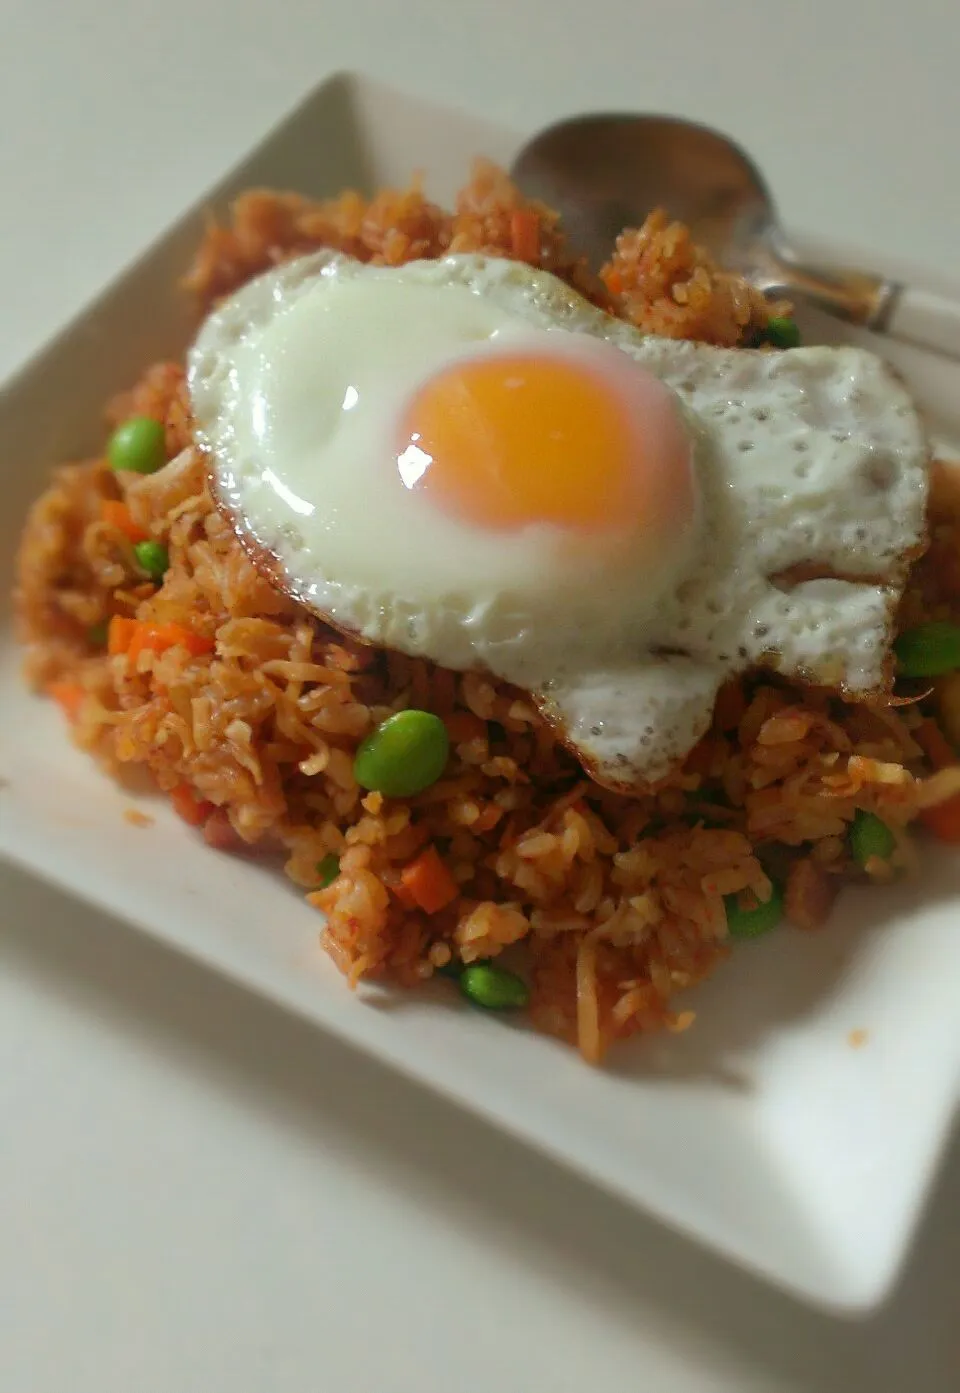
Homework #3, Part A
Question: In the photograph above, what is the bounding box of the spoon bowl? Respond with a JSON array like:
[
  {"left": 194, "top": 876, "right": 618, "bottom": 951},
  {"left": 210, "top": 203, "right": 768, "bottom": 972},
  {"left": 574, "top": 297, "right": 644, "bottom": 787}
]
[
  {"left": 510, "top": 113, "right": 960, "bottom": 360},
  {"left": 511, "top": 113, "right": 772, "bottom": 269}
]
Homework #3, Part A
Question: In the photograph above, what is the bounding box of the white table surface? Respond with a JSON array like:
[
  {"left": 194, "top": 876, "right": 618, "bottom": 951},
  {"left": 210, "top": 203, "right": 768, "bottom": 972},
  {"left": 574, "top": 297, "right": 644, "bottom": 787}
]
[{"left": 2, "top": 2, "right": 959, "bottom": 1388}]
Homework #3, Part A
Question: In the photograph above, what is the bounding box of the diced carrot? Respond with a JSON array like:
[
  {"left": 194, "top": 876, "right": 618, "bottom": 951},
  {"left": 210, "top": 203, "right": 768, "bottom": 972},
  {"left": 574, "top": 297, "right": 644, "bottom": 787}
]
[
  {"left": 603, "top": 268, "right": 624, "bottom": 296},
  {"left": 170, "top": 782, "right": 213, "bottom": 828},
  {"left": 124, "top": 620, "right": 216, "bottom": 664},
  {"left": 445, "top": 710, "right": 487, "bottom": 744},
  {"left": 473, "top": 803, "right": 503, "bottom": 834},
  {"left": 915, "top": 718, "right": 958, "bottom": 771},
  {"left": 48, "top": 680, "right": 86, "bottom": 722},
  {"left": 101, "top": 499, "right": 148, "bottom": 544},
  {"left": 151, "top": 622, "right": 216, "bottom": 657},
  {"left": 108, "top": 615, "right": 137, "bottom": 656},
  {"left": 919, "top": 791, "right": 960, "bottom": 843},
  {"left": 399, "top": 845, "right": 459, "bottom": 914},
  {"left": 126, "top": 623, "right": 152, "bottom": 664},
  {"left": 510, "top": 208, "right": 540, "bottom": 263}
]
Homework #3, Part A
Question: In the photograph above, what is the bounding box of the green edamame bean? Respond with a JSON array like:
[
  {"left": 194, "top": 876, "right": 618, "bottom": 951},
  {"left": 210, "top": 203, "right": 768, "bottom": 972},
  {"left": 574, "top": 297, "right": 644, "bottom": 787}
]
[
  {"left": 894, "top": 622, "right": 960, "bottom": 678},
  {"left": 107, "top": 416, "right": 166, "bottom": 475},
  {"left": 763, "top": 316, "right": 801, "bottom": 349},
  {"left": 315, "top": 853, "right": 340, "bottom": 887},
  {"left": 133, "top": 540, "right": 169, "bottom": 582},
  {"left": 353, "top": 709, "right": 450, "bottom": 797},
  {"left": 849, "top": 809, "right": 895, "bottom": 866},
  {"left": 724, "top": 883, "right": 783, "bottom": 939},
  {"left": 87, "top": 620, "right": 109, "bottom": 647},
  {"left": 459, "top": 962, "right": 529, "bottom": 1010}
]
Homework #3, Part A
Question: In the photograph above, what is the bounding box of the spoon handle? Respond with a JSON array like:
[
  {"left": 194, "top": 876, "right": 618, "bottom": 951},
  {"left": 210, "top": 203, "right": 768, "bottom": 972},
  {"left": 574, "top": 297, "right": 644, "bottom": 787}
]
[
  {"left": 760, "top": 250, "right": 960, "bottom": 362},
  {"left": 882, "top": 285, "right": 960, "bottom": 363}
]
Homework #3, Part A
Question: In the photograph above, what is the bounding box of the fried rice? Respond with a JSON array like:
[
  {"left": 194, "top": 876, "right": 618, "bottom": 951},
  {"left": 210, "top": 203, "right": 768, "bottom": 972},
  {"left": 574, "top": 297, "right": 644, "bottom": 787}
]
[{"left": 15, "top": 161, "right": 960, "bottom": 1063}]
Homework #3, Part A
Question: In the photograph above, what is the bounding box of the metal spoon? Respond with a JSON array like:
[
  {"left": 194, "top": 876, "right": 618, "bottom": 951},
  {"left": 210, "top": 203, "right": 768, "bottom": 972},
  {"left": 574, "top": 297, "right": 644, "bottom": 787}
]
[{"left": 510, "top": 113, "right": 960, "bottom": 361}]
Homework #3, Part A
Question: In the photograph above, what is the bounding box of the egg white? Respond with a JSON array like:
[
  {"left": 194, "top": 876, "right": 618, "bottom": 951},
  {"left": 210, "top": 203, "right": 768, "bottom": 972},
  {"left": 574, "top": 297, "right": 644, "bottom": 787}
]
[{"left": 188, "top": 252, "right": 930, "bottom": 790}]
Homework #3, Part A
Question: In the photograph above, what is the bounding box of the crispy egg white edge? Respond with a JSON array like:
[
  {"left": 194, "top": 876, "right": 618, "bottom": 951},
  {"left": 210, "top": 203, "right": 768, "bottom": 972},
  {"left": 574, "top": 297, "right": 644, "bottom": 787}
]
[{"left": 188, "top": 251, "right": 932, "bottom": 792}]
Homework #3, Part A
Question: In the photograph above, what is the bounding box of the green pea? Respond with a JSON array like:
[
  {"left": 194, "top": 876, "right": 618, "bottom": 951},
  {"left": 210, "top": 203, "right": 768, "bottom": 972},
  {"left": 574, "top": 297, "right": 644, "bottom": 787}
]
[
  {"left": 459, "top": 962, "right": 529, "bottom": 1010},
  {"left": 763, "top": 315, "right": 801, "bottom": 349},
  {"left": 87, "top": 619, "right": 109, "bottom": 647},
  {"left": 353, "top": 709, "right": 450, "bottom": 798},
  {"left": 133, "top": 540, "right": 169, "bottom": 582},
  {"left": 893, "top": 622, "right": 960, "bottom": 678},
  {"left": 315, "top": 853, "right": 340, "bottom": 887},
  {"left": 107, "top": 416, "right": 166, "bottom": 474},
  {"left": 724, "top": 883, "right": 783, "bottom": 939},
  {"left": 849, "top": 809, "right": 896, "bottom": 866}
]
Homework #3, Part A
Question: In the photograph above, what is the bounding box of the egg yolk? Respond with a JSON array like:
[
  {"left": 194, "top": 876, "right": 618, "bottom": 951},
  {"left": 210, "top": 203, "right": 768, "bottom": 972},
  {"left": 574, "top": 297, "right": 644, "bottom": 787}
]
[{"left": 396, "top": 343, "right": 695, "bottom": 538}]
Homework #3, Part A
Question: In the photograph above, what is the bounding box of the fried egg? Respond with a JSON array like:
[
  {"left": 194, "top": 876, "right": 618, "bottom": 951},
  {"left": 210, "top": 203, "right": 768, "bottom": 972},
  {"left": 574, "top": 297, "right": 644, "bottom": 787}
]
[{"left": 187, "top": 252, "right": 930, "bottom": 791}]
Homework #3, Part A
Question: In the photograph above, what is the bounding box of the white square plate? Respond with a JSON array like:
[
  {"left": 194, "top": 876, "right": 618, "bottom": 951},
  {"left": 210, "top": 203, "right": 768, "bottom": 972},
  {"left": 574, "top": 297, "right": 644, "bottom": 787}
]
[{"left": 2, "top": 71, "right": 959, "bottom": 1315}]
